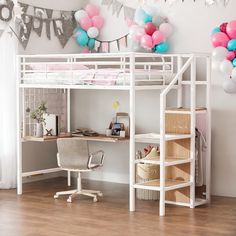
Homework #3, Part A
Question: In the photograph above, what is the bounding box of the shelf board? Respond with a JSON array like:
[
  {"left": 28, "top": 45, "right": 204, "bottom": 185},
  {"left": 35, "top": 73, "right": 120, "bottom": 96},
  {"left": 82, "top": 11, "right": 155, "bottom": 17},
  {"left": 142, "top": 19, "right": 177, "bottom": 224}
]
[
  {"left": 195, "top": 198, "right": 209, "bottom": 207},
  {"left": 135, "top": 157, "right": 192, "bottom": 166},
  {"left": 22, "top": 167, "right": 62, "bottom": 177},
  {"left": 165, "top": 107, "right": 207, "bottom": 114},
  {"left": 135, "top": 133, "right": 192, "bottom": 143},
  {"left": 22, "top": 135, "right": 71, "bottom": 142},
  {"left": 72, "top": 134, "right": 129, "bottom": 143},
  {"left": 133, "top": 179, "right": 191, "bottom": 191},
  {"left": 165, "top": 198, "right": 208, "bottom": 207},
  {"left": 22, "top": 134, "right": 129, "bottom": 143}
]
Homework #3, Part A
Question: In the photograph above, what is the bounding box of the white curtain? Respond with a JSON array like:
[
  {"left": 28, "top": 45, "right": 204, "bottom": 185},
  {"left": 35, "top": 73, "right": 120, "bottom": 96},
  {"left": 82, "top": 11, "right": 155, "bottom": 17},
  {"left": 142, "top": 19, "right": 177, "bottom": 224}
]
[{"left": 0, "top": 25, "right": 17, "bottom": 188}]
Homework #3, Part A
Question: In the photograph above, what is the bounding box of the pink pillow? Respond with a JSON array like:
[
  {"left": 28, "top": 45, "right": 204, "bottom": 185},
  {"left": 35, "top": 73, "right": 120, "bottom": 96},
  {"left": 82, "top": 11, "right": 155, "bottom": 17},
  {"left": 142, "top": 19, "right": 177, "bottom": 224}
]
[{"left": 29, "top": 64, "right": 88, "bottom": 71}]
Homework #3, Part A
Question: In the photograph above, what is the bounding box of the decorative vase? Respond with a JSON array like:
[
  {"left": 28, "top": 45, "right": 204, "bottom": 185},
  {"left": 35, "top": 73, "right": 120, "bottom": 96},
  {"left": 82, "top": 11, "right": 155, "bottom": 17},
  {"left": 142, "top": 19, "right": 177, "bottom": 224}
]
[{"left": 36, "top": 123, "right": 43, "bottom": 137}]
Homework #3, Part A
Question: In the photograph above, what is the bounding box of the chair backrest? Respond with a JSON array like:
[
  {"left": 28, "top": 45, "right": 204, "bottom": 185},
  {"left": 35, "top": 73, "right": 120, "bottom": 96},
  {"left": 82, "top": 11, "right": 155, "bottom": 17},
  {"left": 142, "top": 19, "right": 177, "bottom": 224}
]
[{"left": 57, "top": 138, "right": 89, "bottom": 169}]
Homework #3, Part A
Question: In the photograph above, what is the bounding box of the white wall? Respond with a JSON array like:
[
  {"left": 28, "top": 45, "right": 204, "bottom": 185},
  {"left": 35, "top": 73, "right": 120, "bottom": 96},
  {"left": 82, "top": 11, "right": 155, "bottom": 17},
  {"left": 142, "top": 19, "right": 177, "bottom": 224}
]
[{"left": 19, "top": 0, "right": 236, "bottom": 197}]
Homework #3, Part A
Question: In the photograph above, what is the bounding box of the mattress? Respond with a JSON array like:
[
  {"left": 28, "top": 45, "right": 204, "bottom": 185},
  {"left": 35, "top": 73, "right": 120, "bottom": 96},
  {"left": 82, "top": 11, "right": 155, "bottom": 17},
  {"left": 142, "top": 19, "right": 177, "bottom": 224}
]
[{"left": 21, "top": 68, "right": 175, "bottom": 86}]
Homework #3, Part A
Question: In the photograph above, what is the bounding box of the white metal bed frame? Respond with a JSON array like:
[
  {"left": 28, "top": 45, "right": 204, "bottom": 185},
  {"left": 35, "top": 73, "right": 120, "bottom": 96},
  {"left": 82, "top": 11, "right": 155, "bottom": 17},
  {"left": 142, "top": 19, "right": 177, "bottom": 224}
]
[{"left": 16, "top": 52, "right": 211, "bottom": 216}]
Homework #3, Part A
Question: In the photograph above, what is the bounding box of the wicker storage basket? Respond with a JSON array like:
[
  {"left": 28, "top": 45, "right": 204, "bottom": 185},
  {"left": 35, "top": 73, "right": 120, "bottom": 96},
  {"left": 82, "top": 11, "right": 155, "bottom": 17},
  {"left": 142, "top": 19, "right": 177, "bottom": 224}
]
[{"left": 136, "top": 163, "right": 159, "bottom": 200}]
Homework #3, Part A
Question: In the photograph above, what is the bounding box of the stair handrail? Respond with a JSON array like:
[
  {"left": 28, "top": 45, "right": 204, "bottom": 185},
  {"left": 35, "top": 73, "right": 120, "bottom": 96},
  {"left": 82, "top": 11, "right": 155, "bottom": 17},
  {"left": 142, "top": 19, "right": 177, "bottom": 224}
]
[
  {"left": 161, "top": 54, "right": 194, "bottom": 98},
  {"left": 158, "top": 54, "right": 195, "bottom": 216}
]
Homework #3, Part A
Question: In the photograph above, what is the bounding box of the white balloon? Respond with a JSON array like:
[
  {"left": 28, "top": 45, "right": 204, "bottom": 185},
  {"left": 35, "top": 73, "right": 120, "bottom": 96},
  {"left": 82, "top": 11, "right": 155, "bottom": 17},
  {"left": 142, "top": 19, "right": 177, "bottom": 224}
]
[
  {"left": 129, "top": 25, "right": 139, "bottom": 37},
  {"left": 152, "top": 15, "right": 165, "bottom": 27},
  {"left": 142, "top": 5, "right": 155, "bottom": 16},
  {"left": 220, "top": 60, "right": 233, "bottom": 77},
  {"left": 212, "top": 60, "right": 221, "bottom": 72},
  {"left": 212, "top": 47, "right": 228, "bottom": 61},
  {"left": 231, "top": 67, "right": 236, "bottom": 81},
  {"left": 223, "top": 79, "right": 236, "bottom": 93},
  {"left": 131, "top": 42, "right": 141, "bottom": 52},
  {"left": 134, "top": 7, "right": 146, "bottom": 26},
  {"left": 74, "top": 10, "right": 88, "bottom": 23},
  {"left": 129, "top": 25, "right": 145, "bottom": 42},
  {"left": 87, "top": 27, "right": 99, "bottom": 38}
]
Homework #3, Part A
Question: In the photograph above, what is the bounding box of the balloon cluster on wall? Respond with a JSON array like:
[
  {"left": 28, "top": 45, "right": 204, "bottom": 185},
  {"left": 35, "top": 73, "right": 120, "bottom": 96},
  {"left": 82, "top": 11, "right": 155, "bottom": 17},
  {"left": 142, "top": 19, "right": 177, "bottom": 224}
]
[
  {"left": 211, "top": 20, "right": 236, "bottom": 93},
  {"left": 129, "top": 6, "right": 173, "bottom": 53},
  {"left": 74, "top": 4, "right": 104, "bottom": 53}
]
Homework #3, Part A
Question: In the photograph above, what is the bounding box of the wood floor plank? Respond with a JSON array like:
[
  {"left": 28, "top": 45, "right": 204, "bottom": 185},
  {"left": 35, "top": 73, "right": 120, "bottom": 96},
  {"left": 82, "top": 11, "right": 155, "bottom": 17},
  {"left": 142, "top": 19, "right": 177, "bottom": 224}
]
[{"left": 0, "top": 177, "right": 235, "bottom": 236}]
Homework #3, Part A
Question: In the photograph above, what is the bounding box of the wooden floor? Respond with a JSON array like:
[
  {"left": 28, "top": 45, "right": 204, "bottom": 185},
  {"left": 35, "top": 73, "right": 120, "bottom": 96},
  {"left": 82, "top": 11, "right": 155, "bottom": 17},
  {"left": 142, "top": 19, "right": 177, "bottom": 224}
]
[{"left": 0, "top": 178, "right": 236, "bottom": 236}]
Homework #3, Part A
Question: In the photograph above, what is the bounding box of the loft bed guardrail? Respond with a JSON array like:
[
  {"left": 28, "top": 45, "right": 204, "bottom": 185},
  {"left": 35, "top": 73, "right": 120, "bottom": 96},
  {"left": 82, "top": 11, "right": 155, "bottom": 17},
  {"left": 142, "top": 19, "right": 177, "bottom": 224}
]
[{"left": 17, "top": 53, "right": 200, "bottom": 90}]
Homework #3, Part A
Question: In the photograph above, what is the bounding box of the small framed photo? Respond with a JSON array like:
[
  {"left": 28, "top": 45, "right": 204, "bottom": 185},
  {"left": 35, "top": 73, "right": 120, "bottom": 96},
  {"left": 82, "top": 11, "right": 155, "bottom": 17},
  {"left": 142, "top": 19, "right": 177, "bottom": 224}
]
[{"left": 116, "top": 112, "right": 129, "bottom": 137}]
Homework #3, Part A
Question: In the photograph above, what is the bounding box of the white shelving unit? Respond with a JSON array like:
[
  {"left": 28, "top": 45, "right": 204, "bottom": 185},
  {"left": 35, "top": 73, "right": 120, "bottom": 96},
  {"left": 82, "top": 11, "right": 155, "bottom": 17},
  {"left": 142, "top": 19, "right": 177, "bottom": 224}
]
[{"left": 16, "top": 52, "right": 211, "bottom": 216}]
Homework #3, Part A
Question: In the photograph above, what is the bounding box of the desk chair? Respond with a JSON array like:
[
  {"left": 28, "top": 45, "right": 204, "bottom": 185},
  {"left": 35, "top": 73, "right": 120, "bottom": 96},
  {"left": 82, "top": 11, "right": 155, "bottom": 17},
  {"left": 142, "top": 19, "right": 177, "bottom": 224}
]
[{"left": 54, "top": 138, "right": 104, "bottom": 203}]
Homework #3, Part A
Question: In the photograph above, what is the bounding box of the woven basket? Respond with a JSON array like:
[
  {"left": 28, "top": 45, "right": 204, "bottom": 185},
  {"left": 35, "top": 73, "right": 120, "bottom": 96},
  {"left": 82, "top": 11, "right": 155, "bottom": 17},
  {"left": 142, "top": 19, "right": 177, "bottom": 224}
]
[{"left": 136, "top": 163, "right": 159, "bottom": 200}]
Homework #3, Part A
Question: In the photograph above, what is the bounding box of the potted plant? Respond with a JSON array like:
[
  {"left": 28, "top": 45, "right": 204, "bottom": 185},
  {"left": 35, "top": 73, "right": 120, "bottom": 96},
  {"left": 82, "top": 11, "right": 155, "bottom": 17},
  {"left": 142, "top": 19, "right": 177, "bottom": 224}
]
[{"left": 28, "top": 102, "right": 48, "bottom": 137}]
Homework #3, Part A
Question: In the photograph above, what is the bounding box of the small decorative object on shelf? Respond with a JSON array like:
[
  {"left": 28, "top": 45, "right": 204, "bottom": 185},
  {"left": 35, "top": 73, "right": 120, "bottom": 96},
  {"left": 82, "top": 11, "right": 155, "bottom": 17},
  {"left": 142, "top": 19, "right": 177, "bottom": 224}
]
[
  {"left": 45, "top": 129, "right": 53, "bottom": 136},
  {"left": 43, "top": 114, "right": 59, "bottom": 136},
  {"left": 26, "top": 101, "right": 47, "bottom": 138},
  {"left": 211, "top": 20, "right": 236, "bottom": 93},
  {"left": 107, "top": 103, "right": 129, "bottom": 137},
  {"left": 136, "top": 146, "right": 160, "bottom": 201},
  {"left": 72, "top": 128, "right": 99, "bottom": 137}
]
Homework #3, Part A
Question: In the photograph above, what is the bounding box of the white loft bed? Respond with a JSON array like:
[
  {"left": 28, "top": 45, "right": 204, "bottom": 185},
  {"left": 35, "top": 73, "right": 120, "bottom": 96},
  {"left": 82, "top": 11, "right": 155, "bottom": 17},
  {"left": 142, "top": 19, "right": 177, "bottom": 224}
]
[{"left": 16, "top": 52, "right": 212, "bottom": 217}]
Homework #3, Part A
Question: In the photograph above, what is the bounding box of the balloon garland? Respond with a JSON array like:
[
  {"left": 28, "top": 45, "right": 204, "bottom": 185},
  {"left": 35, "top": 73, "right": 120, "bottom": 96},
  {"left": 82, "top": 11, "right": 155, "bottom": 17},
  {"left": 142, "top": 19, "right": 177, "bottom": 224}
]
[
  {"left": 128, "top": 5, "right": 173, "bottom": 53},
  {"left": 73, "top": 4, "right": 105, "bottom": 53},
  {"left": 211, "top": 20, "right": 236, "bottom": 93}
]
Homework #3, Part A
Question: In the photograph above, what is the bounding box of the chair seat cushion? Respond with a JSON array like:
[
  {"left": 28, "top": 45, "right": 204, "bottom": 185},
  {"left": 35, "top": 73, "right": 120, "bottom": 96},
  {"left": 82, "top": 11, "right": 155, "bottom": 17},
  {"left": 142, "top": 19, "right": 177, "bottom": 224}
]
[{"left": 61, "top": 163, "right": 100, "bottom": 172}]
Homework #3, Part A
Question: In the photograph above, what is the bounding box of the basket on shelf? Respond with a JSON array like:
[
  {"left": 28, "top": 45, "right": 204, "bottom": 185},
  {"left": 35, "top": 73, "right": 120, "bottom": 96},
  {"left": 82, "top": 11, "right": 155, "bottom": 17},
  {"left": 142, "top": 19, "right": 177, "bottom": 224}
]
[{"left": 136, "top": 147, "right": 160, "bottom": 201}]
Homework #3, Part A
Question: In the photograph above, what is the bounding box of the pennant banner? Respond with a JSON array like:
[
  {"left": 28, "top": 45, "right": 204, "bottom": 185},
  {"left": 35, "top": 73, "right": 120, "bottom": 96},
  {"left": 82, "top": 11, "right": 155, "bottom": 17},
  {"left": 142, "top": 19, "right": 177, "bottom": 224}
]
[
  {"left": 94, "top": 34, "right": 129, "bottom": 53},
  {"left": 0, "top": 0, "right": 14, "bottom": 22},
  {"left": 19, "top": 14, "right": 33, "bottom": 49},
  {"left": 19, "top": 2, "right": 28, "bottom": 13},
  {"left": 123, "top": 6, "right": 135, "bottom": 20},
  {"left": 44, "top": 19, "right": 51, "bottom": 40},
  {"left": 53, "top": 18, "right": 74, "bottom": 48},
  {"left": 0, "top": 29, "right": 4, "bottom": 38}
]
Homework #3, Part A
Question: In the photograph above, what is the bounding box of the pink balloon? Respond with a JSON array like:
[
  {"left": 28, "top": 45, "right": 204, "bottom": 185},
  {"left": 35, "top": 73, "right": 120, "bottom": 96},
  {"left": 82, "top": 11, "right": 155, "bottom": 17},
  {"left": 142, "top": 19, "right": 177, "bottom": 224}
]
[
  {"left": 226, "top": 20, "right": 236, "bottom": 39},
  {"left": 80, "top": 16, "right": 93, "bottom": 31},
  {"left": 211, "top": 32, "right": 229, "bottom": 48},
  {"left": 85, "top": 4, "right": 99, "bottom": 18},
  {"left": 92, "top": 15, "right": 104, "bottom": 29},
  {"left": 227, "top": 51, "right": 235, "bottom": 61},
  {"left": 81, "top": 47, "right": 90, "bottom": 53},
  {"left": 152, "top": 31, "right": 165, "bottom": 45},
  {"left": 159, "top": 23, "right": 173, "bottom": 38},
  {"left": 135, "top": 28, "right": 145, "bottom": 42},
  {"left": 140, "top": 34, "right": 153, "bottom": 49},
  {"left": 144, "top": 22, "right": 156, "bottom": 36}
]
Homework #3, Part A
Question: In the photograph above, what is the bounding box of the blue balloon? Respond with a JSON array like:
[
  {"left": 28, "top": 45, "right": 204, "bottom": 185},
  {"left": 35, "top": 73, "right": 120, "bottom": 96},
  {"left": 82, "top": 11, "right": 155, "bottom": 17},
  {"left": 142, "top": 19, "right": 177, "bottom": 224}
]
[
  {"left": 155, "top": 42, "right": 169, "bottom": 53},
  {"left": 88, "top": 38, "right": 95, "bottom": 50},
  {"left": 143, "top": 12, "right": 152, "bottom": 23},
  {"left": 76, "top": 30, "right": 89, "bottom": 47},
  {"left": 232, "top": 58, "right": 236, "bottom": 67},
  {"left": 227, "top": 39, "right": 236, "bottom": 51},
  {"left": 211, "top": 27, "right": 221, "bottom": 35}
]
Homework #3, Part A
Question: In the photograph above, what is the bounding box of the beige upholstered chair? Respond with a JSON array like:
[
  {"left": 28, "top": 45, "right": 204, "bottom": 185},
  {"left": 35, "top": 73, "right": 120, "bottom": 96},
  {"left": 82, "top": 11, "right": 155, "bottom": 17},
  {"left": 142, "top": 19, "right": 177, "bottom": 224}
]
[{"left": 54, "top": 138, "right": 104, "bottom": 203}]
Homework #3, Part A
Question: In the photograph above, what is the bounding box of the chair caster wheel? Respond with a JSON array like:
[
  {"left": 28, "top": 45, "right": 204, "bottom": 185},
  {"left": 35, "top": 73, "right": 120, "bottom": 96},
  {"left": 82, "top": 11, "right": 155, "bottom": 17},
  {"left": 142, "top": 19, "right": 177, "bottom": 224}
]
[
  {"left": 54, "top": 195, "right": 58, "bottom": 199},
  {"left": 93, "top": 197, "right": 98, "bottom": 202},
  {"left": 67, "top": 198, "right": 72, "bottom": 203},
  {"left": 97, "top": 192, "right": 103, "bottom": 197}
]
